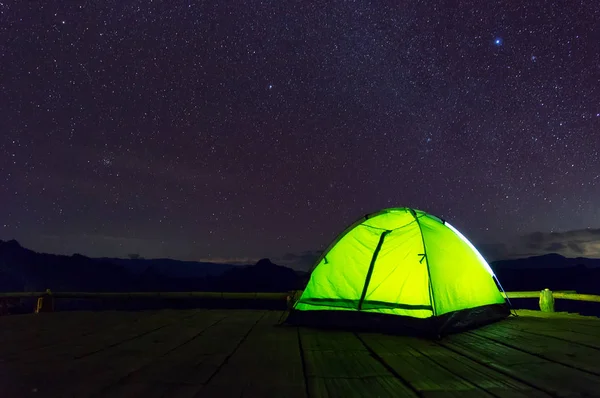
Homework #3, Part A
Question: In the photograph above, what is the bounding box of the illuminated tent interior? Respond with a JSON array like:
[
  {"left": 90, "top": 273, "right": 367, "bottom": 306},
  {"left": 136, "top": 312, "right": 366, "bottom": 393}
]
[{"left": 286, "top": 207, "right": 511, "bottom": 337}]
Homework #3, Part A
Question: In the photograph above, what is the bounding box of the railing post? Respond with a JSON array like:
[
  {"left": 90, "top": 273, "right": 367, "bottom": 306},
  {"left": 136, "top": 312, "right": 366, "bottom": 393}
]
[
  {"left": 35, "top": 289, "right": 55, "bottom": 313},
  {"left": 539, "top": 288, "right": 555, "bottom": 312}
]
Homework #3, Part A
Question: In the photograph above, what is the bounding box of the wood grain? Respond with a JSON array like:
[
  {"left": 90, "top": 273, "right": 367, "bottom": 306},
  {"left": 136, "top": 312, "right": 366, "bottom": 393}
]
[{"left": 1, "top": 308, "right": 600, "bottom": 398}]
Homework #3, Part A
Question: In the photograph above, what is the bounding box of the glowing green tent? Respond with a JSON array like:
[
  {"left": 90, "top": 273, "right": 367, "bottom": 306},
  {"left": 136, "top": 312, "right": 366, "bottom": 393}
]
[{"left": 286, "top": 208, "right": 510, "bottom": 337}]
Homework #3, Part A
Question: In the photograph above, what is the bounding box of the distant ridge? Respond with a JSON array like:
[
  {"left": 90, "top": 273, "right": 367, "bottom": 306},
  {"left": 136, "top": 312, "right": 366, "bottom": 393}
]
[
  {"left": 0, "top": 239, "right": 136, "bottom": 292},
  {"left": 1, "top": 239, "right": 599, "bottom": 295},
  {"left": 216, "top": 258, "right": 300, "bottom": 292},
  {"left": 0, "top": 240, "right": 299, "bottom": 293}
]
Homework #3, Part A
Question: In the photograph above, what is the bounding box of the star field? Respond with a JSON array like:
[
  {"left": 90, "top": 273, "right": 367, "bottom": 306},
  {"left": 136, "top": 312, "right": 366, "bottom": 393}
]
[{"left": 1, "top": 1, "right": 599, "bottom": 264}]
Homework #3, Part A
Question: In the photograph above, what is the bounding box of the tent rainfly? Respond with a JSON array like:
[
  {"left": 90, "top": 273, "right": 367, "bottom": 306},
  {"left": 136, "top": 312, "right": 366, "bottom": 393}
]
[{"left": 286, "top": 207, "right": 511, "bottom": 338}]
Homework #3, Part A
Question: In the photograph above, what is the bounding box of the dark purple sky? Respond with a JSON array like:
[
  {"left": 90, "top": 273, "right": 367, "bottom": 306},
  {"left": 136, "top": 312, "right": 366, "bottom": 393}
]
[{"left": 2, "top": 1, "right": 599, "bottom": 266}]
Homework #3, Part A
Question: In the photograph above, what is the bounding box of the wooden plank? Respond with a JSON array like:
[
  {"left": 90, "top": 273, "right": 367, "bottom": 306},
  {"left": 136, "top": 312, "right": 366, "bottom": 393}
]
[
  {"left": 503, "top": 313, "right": 600, "bottom": 337},
  {"left": 98, "top": 310, "right": 267, "bottom": 398},
  {"left": 1, "top": 309, "right": 216, "bottom": 397},
  {"left": 439, "top": 329, "right": 600, "bottom": 397},
  {"left": 309, "top": 376, "right": 417, "bottom": 398},
  {"left": 359, "top": 334, "right": 492, "bottom": 398},
  {"left": 5, "top": 309, "right": 599, "bottom": 398},
  {"left": 470, "top": 323, "right": 600, "bottom": 376},
  {"left": 0, "top": 311, "right": 151, "bottom": 357},
  {"left": 499, "top": 317, "right": 600, "bottom": 350},
  {"left": 299, "top": 328, "right": 418, "bottom": 398},
  {"left": 0, "top": 312, "right": 79, "bottom": 345},
  {"left": 51, "top": 309, "right": 225, "bottom": 397},
  {"left": 3, "top": 310, "right": 195, "bottom": 363},
  {"left": 198, "top": 311, "right": 307, "bottom": 398},
  {"left": 0, "top": 311, "right": 109, "bottom": 344},
  {"left": 508, "top": 310, "right": 600, "bottom": 330},
  {"left": 514, "top": 309, "right": 600, "bottom": 322},
  {"left": 0, "top": 311, "right": 141, "bottom": 358},
  {"left": 359, "top": 333, "right": 550, "bottom": 397}
]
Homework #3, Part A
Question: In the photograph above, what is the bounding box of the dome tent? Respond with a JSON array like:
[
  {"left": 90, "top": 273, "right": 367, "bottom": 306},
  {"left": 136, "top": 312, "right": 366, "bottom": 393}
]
[{"left": 286, "top": 207, "right": 511, "bottom": 338}]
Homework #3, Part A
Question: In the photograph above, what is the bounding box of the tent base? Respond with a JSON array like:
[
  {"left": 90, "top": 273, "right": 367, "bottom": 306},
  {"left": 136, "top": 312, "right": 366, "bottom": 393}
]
[{"left": 284, "top": 303, "right": 511, "bottom": 339}]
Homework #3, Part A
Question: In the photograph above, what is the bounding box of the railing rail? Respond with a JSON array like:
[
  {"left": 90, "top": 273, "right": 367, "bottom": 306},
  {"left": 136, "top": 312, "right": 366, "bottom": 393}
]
[
  {"left": 0, "top": 291, "right": 289, "bottom": 300},
  {"left": 0, "top": 289, "right": 599, "bottom": 313},
  {"left": 503, "top": 290, "right": 600, "bottom": 303},
  {"left": 0, "top": 290, "right": 293, "bottom": 314}
]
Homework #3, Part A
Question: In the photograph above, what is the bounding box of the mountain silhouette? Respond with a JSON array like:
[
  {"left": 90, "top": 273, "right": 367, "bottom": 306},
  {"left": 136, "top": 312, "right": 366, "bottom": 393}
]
[
  {"left": 1, "top": 240, "right": 599, "bottom": 296},
  {"left": 216, "top": 258, "right": 301, "bottom": 292},
  {"left": 0, "top": 239, "right": 137, "bottom": 292},
  {"left": 0, "top": 240, "right": 300, "bottom": 293}
]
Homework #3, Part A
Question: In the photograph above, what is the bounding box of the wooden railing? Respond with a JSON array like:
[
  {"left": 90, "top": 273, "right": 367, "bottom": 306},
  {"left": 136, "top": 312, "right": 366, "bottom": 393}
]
[
  {"left": 0, "top": 291, "right": 289, "bottom": 300},
  {"left": 0, "top": 290, "right": 292, "bottom": 314},
  {"left": 503, "top": 290, "right": 600, "bottom": 302},
  {"left": 0, "top": 289, "right": 598, "bottom": 314},
  {"left": 502, "top": 289, "right": 600, "bottom": 313}
]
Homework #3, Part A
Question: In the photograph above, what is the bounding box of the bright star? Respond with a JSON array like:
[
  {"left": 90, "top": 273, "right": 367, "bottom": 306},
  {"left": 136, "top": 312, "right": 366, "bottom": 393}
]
[
  {"left": 268, "top": 84, "right": 273, "bottom": 90},
  {"left": 494, "top": 38, "right": 503, "bottom": 46}
]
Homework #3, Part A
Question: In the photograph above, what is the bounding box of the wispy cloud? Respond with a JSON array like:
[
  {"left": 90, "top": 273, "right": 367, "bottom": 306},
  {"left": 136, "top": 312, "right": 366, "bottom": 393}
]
[
  {"left": 272, "top": 250, "right": 323, "bottom": 271},
  {"left": 477, "top": 228, "right": 600, "bottom": 261},
  {"left": 276, "top": 229, "right": 600, "bottom": 270},
  {"left": 193, "top": 256, "right": 260, "bottom": 265}
]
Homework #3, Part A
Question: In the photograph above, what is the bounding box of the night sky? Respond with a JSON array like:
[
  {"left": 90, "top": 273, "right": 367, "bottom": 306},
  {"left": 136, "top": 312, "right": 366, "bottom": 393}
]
[{"left": 2, "top": 1, "right": 600, "bottom": 267}]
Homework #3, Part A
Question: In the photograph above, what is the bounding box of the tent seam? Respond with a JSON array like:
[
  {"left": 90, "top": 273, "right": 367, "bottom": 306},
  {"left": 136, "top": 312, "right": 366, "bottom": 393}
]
[
  {"left": 410, "top": 209, "right": 437, "bottom": 317},
  {"left": 358, "top": 230, "right": 391, "bottom": 311}
]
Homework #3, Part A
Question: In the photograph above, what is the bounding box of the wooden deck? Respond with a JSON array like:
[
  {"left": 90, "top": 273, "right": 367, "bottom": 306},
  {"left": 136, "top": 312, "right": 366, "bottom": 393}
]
[{"left": 1, "top": 309, "right": 599, "bottom": 397}]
